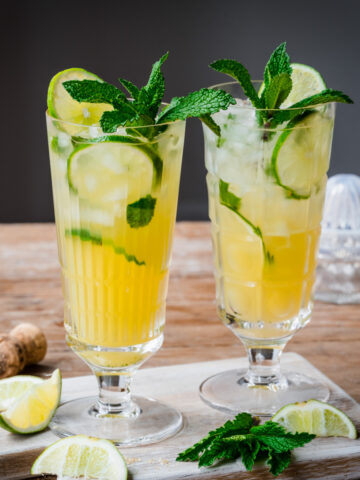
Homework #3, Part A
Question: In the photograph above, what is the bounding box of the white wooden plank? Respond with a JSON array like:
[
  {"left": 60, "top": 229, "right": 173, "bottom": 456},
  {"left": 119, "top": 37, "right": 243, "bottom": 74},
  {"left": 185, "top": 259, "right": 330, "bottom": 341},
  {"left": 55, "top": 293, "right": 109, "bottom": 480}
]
[{"left": 1, "top": 353, "right": 360, "bottom": 479}]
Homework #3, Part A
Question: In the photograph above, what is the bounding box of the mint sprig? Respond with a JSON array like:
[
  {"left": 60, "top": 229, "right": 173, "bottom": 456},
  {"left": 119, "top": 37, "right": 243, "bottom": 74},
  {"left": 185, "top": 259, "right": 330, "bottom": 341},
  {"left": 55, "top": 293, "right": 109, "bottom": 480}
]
[
  {"left": 176, "top": 413, "right": 315, "bottom": 476},
  {"left": 210, "top": 41, "right": 353, "bottom": 131},
  {"left": 63, "top": 53, "right": 234, "bottom": 138}
]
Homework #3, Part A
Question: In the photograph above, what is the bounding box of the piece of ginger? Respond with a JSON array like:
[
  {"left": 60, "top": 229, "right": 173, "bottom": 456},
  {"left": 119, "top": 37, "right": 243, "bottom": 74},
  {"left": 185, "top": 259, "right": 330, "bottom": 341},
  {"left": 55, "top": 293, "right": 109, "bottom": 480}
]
[{"left": 0, "top": 323, "right": 47, "bottom": 378}]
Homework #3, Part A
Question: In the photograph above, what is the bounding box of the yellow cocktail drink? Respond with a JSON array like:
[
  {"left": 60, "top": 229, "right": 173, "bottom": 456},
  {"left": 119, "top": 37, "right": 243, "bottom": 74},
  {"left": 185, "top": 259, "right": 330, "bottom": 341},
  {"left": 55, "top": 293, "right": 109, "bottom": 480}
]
[
  {"left": 47, "top": 117, "right": 185, "bottom": 369},
  {"left": 205, "top": 101, "right": 334, "bottom": 341}
]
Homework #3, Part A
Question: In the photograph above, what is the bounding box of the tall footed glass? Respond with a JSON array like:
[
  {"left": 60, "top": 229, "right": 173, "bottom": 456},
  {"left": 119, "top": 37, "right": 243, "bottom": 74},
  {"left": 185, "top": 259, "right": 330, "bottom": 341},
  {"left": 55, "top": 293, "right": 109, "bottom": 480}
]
[
  {"left": 46, "top": 113, "right": 185, "bottom": 445},
  {"left": 200, "top": 82, "right": 335, "bottom": 415}
]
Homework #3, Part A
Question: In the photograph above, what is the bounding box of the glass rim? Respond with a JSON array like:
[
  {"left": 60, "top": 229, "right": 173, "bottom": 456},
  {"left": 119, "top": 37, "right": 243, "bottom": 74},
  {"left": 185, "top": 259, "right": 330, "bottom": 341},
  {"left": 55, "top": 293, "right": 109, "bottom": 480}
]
[
  {"left": 209, "top": 80, "right": 334, "bottom": 112},
  {"left": 45, "top": 104, "right": 185, "bottom": 130}
]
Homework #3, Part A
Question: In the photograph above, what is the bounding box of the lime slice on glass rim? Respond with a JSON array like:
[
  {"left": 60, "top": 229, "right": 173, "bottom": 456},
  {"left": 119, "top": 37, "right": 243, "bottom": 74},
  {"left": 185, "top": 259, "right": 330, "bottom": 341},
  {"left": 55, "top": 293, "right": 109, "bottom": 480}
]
[
  {"left": 281, "top": 63, "right": 326, "bottom": 107},
  {"left": 258, "top": 63, "right": 326, "bottom": 105},
  {"left": 67, "top": 136, "right": 162, "bottom": 205},
  {"left": 0, "top": 375, "right": 43, "bottom": 412},
  {"left": 270, "top": 110, "right": 332, "bottom": 199},
  {"left": 47, "top": 68, "right": 113, "bottom": 129},
  {"left": 272, "top": 399, "right": 357, "bottom": 439},
  {"left": 0, "top": 369, "right": 61, "bottom": 434},
  {"left": 31, "top": 435, "right": 128, "bottom": 480}
]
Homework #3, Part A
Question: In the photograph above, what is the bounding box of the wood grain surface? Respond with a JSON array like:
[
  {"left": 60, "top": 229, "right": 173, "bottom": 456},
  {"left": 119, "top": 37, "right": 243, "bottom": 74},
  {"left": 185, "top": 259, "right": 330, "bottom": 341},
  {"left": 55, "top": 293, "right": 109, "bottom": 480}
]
[{"left": 0, "top": 222, "right": 359, "bottom": 404}]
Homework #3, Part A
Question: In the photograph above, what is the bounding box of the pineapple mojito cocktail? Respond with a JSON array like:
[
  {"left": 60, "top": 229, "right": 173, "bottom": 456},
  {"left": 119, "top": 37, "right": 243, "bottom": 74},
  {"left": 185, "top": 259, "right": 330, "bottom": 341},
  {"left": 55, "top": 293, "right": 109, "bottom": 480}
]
[
  {"left": 45, "top": 57, "right": 234, "bottom": 444},
  {"left": 47, "top": 115, "right": 184, "bottom": 369},
  {"left": 205, "top": 95, "right": 334, "bottom": 340},
  {"left": 200, "top": 43, "right": 352, "bottom": 415}
]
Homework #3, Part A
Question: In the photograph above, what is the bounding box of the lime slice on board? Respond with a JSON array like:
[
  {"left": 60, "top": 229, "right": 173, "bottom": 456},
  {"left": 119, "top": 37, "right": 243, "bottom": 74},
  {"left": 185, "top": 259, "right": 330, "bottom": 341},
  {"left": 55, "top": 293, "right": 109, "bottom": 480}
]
[
  {"left": 31, "top": 435, "right": 128, "bottom": 480},
  {"left": 0, "top": 375, "right": 43, "bottom": 412},
  {"left": 282, "top": 63, "right": 326, "bottom": 107},
  {"left": 47, "top": 68, "right": 113, "bottom": 126},
  {"left": 272, "top": 399, "right": 357, "bottom": 438},
  {"left": 0, "top": 369, "right": 61, "bottom": 434},
  {"left": 270, "top": 111, "right": 332, "bottom": 199},
  {"left": 68, "top": 137, "right": 160, "bottom": 204}
]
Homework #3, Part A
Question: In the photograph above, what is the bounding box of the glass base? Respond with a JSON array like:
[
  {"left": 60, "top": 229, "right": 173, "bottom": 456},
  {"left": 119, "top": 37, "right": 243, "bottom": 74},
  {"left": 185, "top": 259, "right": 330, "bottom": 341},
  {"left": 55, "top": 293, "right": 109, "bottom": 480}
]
[
  {"left": 200, "top": 369, "right": 330, "bottom": 416},
  {"left": 50, "top": 395, "right": 183, "bottom": 446}
]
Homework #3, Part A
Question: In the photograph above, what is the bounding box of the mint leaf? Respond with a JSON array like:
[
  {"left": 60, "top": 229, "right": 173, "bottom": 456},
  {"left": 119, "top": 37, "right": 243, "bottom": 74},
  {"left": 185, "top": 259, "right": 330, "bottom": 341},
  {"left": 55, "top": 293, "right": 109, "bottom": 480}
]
[
  {"left": 67, "top": 228, "right": 145, "bottom": 266},
  {"left": 63, "top": 79, "right": 126, "bottom": 108},
  {"left": 238, "top": 440, "right": 260, "bottom": 471},
  {"left": 263, "top": 42, "right": 292, "bottom": 88},
  {"left": 127, "top": 195, "right": 156, "bottom": 228},
  {"left": 200, "top": 114, "right": 221, "bottom": 136},
  {"left": 264, "top": 72, "right": 292, "bottom": 109},
  {"left": 100, "top": 109, "right": 138, "bottom": 133},
  {"left": 210, "top": 59, "right": 263, "bottom": 110},
  {"left": 118, "top": 78, "right": 140, "bottom": 100},
  {"left": 271, "top": 88, "right": 354, "bottom": 125},
  {"left": 157, "top": 88, "right": 235, "bottom": 123},
  {"left": 219, "top": 178, "right": 241, "bottom": 210},
  {"left": 267, "top": 450, "right": 291, "bottom": 476},
  {"left": 141, "top": 52, "right": 168, "bottom": 117},
  {"left": 219, "top": 180, "right": 273, "bottom": 262},
  {"left": 251, "top": 421, "right": 315, "bottom": 453}
]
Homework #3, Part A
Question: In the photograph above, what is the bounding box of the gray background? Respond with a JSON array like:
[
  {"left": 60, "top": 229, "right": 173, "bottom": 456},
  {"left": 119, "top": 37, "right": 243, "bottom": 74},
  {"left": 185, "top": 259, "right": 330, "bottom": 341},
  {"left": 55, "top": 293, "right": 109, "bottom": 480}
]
[{"left": 2, "top": 0, "right": 359, "bottom": 222}]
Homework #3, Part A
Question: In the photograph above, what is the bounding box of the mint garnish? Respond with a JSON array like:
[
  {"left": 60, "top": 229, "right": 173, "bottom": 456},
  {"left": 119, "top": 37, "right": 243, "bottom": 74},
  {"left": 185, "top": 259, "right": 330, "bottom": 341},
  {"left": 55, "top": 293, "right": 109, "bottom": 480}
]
[
  {"left": 210, "top": 41, "right": 353, "bottom": 131},
  {"left": 176, "top": 412, "right": 314, "bottom": 476},
  {"left": 219, "top": 180, "right": 273, "bottom": 263},
  {"left": 127, "top": 195, "right": 156, "bottom": 228},
  {"left": 63, "top": 53, "right": 235, "bottom": 139}
]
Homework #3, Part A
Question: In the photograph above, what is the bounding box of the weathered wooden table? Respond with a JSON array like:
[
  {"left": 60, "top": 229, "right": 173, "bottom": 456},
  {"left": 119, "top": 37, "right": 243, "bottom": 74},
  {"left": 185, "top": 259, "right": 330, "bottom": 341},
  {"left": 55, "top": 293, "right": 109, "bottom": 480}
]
[{"left": 0, "top": 222, "right": 359, "bottom": 401}]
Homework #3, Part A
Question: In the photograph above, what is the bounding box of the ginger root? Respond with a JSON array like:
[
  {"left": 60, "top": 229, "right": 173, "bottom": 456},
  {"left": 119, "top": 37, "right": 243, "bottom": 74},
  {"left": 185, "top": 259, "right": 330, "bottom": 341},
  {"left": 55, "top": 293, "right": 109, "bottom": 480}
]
[{"left": 0, "top": 323, "right": 47, "bottom": 379}]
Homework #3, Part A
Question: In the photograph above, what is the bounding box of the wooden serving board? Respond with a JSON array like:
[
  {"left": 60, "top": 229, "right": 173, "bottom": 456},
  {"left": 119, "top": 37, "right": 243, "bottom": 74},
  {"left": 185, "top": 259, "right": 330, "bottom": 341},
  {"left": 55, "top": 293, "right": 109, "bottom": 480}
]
[{"left": 1, "top": 353, "right": 360, "bottom": 480}]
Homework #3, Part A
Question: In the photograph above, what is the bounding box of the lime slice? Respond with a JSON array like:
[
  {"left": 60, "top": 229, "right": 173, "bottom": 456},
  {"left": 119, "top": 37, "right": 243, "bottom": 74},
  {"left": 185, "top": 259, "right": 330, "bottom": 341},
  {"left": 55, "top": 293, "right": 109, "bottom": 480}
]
[
  {"left": 271, "top": 111, "right": 332, "bottom": 199},
  {"left": 31, "top": 435, "right": 128, "bottom": 480},
  {"left": 272, "top": 399, "right": 357, "bottom": 438},
  {"left": 282, "top": 63, "right": 326, "bottom": 107},
  {"left": 68, "top": 137, "right": 159, "bottom": 204},
  {"left": 258, "top": 63, "right": 326, "bottom": 107},
  {"left": 0, "top": 369, "right": 61, "bottom": 434},
  {"left": 0, "top": 375, "right": 43, "bottom": 412},
  {"left": 47, "top": 68, "right": 113, "bottom": 126}
]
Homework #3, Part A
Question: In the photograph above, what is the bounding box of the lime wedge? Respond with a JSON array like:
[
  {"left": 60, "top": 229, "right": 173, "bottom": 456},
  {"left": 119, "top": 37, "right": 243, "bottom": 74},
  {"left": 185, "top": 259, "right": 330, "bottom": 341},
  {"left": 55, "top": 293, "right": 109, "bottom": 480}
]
[
  {"left": 0, "top": 375, "right": 43, "bottom": 412},
  {"left": 270, "top": 111, "right": 332, "bottom": 199},
  {"left": 0, "top": 369, "right": 61, "bottom": 434},
  {"left": 272, "top": 399, "right": 357, "bottom": 438},
  {"left": 47, "top": 68, "right": 113, "bottom": 126},
  {"left": 31, "top": 435, "right": 128, "bottom": 480},
  {"left": 258, "top": 63, "right": 326, "bottom": 107},
  {"left": 68, "top": 137, "right": 158, "bottom": 204},
  {"left": 282, "top": 63, "right": 326, "bottom": 107}
]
